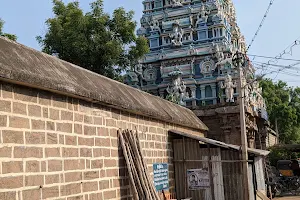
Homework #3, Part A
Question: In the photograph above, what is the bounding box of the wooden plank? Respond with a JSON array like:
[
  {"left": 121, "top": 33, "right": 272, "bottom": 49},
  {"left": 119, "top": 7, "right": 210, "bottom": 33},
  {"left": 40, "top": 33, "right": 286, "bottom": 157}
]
[{"left": 256, "top": 190, "right": 270, "bottom": 200}]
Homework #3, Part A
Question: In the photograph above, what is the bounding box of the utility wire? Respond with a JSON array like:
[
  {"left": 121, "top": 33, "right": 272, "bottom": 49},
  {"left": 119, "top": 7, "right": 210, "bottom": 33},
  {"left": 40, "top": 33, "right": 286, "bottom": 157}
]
[
  {"left": 248, "top": 54, "right": 300, "bottom": 62},
  {"left": 246, "top": 0, "right": 275, "bottom": 51}
]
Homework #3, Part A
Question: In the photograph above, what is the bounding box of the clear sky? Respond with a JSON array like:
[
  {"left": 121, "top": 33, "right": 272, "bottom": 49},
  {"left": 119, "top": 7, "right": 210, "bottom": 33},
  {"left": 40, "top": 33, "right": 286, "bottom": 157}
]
[{"left": 1, "top": 0, "right": 300, "bottom": 87}]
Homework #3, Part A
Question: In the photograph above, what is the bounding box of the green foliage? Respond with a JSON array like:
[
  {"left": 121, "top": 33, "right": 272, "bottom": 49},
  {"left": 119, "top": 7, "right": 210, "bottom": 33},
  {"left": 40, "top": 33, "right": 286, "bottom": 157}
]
[
  {"left": 0, "top": 18, "right": 17, "bottom": 41},
  {"left": 268, "top": 147, "right": 300, "bottom": 166},
  {"left": 37, "top": 0, "right": 149, "bottom": 80},
  {"left": 260, "top": 79, "right": 300, "bottom": 144}
]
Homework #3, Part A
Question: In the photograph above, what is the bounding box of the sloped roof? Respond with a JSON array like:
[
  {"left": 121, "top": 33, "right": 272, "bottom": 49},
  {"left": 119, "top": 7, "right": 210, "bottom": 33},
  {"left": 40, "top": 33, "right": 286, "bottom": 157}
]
[
  {"left": 170, "top": 129, "right": 270, "bottom": 156},
  {"left": 0, "top": 37, "right": 208, "bottom": 131}
]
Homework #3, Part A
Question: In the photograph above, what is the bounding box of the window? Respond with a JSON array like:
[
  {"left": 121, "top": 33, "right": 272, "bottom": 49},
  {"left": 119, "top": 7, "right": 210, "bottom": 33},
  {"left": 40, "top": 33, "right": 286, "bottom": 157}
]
[
  {"left": 208, "top": 30, "right": 213, "bottom": 38},
  {"left": 205, "top": 86, "right": 212, "bottom": 98},
  {"left": 199, "top": 32, "right": 207, "bottom": 40},
  {"left": 150, "top": 39, "right": 159, "bottom": 48},
  {"left": 220, "top": 28, "right": 223, "bottom": 36},
  {"left": 196, "top": 86, "right": 201, "bottom": 99}
]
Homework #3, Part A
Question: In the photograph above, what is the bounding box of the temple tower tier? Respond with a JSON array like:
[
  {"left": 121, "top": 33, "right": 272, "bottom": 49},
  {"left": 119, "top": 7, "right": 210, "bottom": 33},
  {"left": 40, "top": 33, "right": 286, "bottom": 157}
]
[{"left": 125, "top": 0, "right": 271, "bottom": 149}]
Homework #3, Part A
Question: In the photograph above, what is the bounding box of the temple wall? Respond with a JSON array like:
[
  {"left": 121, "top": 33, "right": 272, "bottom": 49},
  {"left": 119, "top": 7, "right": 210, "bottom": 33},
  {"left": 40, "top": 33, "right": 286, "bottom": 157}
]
[{"left": 0, "top": 81, "right": 203, "bottom": 200}]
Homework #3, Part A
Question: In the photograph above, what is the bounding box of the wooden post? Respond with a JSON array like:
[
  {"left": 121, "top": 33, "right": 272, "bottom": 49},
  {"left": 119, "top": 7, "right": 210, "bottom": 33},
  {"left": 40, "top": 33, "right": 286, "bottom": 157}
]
[
  {"left": 183, "top": 137, "right": 187, "bottom": 198},
  {"left": 207, "top": 144, "right": 215, "bottom": 200}
]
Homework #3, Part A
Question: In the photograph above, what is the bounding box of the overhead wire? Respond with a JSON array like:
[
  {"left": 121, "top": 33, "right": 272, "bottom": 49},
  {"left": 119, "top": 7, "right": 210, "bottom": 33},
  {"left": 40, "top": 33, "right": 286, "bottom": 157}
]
[{"left": 246, "top": 0, "right": 276, "bottom": 52}]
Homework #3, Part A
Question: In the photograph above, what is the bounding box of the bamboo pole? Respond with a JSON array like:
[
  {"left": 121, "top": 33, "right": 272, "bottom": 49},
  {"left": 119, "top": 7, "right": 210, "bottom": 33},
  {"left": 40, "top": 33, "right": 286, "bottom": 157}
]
[{"left": 119, "top": 129, "right": 161, "bottom": 200}]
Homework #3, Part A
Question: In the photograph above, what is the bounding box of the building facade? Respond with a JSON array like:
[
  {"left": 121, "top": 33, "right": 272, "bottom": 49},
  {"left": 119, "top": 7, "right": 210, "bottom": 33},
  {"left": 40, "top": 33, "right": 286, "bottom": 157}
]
[{"left": 126, "top": 0, "right": 274, "bottom": 149}]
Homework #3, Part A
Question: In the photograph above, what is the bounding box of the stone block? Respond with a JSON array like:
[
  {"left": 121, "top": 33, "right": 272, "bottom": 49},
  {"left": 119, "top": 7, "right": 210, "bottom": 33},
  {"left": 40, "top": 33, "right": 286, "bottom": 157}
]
[
  {"left": 64, "top": 159, "right": 85, "bottom": 171},
  {"left": 26, "top": 160, "right": 40, "bottom": 172},
  {"left": 83, "top": 181, "right": 98, "bottom": 192},
  {"left": 9, "top": 116, "right": 30, "bottom": 128},
  {"left": 103, "top": 190, "right": 116, "bottom": 199},
  {"left": 28, "top": 105, "right": 42, "bottom": 117},
  {"left": 0, "top": 176, "right": 23, "bottom": 189},
  {"left": 0, "top": 147, "right": 11, "bottom": 157},
  {"left": 61, "top": 110, "right": 73, "bottom": 121},
  {"left": 63, "top": 148, "right": 78, "bottom": 157},
  {"left": 80, "top": 148, "right": 92, "bottom": 157},
  {"left": 78, "top": 137, "right": 94, "bottom": 146},
  {"left": 60, "top": 183, "right": 81, "bottom": 196},
  {"left": 0, "top": 191, "right": 16, "bottom": 200},
  {"left": 49, "top": 108, "right": 59, "bottom": 120},
  {"left": 2, "top": 161, "right": 23, "bottom": 174},
  {"left": 57, "top": 122, "right": 72, "bottom": 133},
  {"left": 31, "top": 119, "right": 45, "bottom": 130},
  {"left": 65, "top": 135, "right": 77, "bottom": 145},
  {"left": 84, "top": 125, "right": 96, "bottom": 136},
  {"left": 22, "top": 189, "right": 41, "bottom": 200},
  {"left": 47, "top": 132, "right": 58, "bottom": 144},
  {"left": 48, "top": 160, "right": 62, "bottom": 172},
  {"left": 42, "top": 186, "right": 59, "bottom": 199},
  {"left": 25, "top": 132, "right": 45, "bottom": 144},
  {"left": 25, "top": 175, "right": 44, "bottom": 186},
  {"left": 45, "top": 147, "right": 61, "bottom": 158},
  {"left": 45, "top": 174, "right": 60, "bottom": 184},
  {"left": 12, "top": 102, "right": 27, "bottom": 115},
  {"left": 65, "top": 172, "right": 82, "bottom": 183},
  {"left": 14, "top": 87, "right": 38, "bottom": 103},
  {"left": 2, "top": 130, "right": 24, "bottom": 144},
  {"left": 84, "top": 171, "right": 99, "bottom": 180},
  {"left": 14, "top": 147, "right": 43, "bottom": 158}
]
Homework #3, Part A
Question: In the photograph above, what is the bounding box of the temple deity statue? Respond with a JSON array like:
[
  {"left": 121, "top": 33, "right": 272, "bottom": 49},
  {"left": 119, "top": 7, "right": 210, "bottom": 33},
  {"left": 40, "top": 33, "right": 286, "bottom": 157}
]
[
  {"left": 197, "top": 5, "right": 210, "bottom": 24},
  {"left": 134, "top": 62, "right": 145, "bottom": 87},
  {"left": 169, "top": 22, "right": 183, "bottom": 47},
  {"left": 212, "top": 43, "right": 224, "bottom": 62},
  {"left": 166, "top": 69, "right": 187, "bottom": 106},
  {"left": 221, "top": 75, "right": 237, "bottom": 102},
  {"left": 149, "top": 19, "right": 160, "bottom": 32}
]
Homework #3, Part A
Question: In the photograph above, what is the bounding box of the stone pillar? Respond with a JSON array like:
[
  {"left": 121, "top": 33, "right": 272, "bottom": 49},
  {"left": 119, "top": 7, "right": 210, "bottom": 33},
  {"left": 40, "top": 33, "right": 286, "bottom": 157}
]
[
  {"left": 191, "top": 86, "right": 197, "bottom": 107},
  {"left": 200, "top": 85, "right": 206, "bottom": 103},
  {"left": 211, "top": 84, "right": 217, "bottom": 105}
]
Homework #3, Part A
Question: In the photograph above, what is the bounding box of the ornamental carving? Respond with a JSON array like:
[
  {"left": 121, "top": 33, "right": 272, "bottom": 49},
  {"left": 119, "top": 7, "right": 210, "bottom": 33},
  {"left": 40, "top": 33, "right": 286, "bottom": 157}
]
[
  {"left": 171, "top": 0, "right": 183, "bottom": 8},
  {"left": 200, "top": 57, "right": 214, "bottom": 75},
  {"left": 149, "top": 19, "right": 161, "bottom": 33},
  {"left": 211, "top": 42, "right": 224, "bottom": 62},
  {"left": 166, "top": 68, "right": 187, "bottom": 106},
  {"left": 220, "top": 74, "right": 236, "bottom": 103},
  {"left": 143, "top": 65, "right": 157, "bottom": 82},
  {"left": 169, "top": 21, "right": 183, "bottom": 47},
  {"left": 196, "top": 5, "right": 210, "bottom": 25}
]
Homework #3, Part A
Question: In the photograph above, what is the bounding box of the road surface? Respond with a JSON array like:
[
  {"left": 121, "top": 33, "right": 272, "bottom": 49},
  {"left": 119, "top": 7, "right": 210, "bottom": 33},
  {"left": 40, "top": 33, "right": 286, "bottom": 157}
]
[{"left": 275, "top": 197, "right": 300, "bottom": 200}]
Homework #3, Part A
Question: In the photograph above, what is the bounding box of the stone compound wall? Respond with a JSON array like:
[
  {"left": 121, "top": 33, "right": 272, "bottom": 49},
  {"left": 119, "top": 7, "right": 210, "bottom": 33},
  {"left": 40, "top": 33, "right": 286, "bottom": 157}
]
[{"left": 0, "top": 81, "right": 203, "bottom": 200}]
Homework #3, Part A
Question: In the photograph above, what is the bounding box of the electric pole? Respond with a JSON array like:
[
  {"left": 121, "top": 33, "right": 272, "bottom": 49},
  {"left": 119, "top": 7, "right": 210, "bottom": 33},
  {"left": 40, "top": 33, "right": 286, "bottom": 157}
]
[{"left": 233, "top": 51, "right": 250, "bottom": 200}]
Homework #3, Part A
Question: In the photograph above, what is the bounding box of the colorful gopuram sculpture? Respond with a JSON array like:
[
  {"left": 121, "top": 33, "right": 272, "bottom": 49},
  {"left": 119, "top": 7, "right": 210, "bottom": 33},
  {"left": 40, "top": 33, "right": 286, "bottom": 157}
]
[{"left": 125, "top": 0, "right": 271, "bottom": 148}]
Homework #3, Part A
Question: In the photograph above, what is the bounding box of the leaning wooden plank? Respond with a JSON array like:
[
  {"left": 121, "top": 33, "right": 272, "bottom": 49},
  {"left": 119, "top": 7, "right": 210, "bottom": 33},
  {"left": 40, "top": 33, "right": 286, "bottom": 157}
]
[
  {"left": 256, "top": 190, "right": 270, "bottom": 200},
  {"left": 128, "top": 130, "right": 152, "bottom": 199},
  {"left": 135, "top": 129, "right": 161, "bottom": 200},
  {"left": 118, "top": 129, "right": 139, "bottom": 200}
]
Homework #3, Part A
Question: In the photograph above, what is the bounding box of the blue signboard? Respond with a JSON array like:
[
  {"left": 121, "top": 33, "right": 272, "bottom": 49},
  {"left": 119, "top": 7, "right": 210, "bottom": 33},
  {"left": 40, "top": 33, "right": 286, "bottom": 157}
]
[{"left": 153, "top": 163, "right": 169, "bottom": 191}]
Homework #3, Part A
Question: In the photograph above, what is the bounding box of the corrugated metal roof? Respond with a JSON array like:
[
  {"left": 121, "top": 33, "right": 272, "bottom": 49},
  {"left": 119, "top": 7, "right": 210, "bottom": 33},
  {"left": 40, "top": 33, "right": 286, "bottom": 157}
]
[{"left": 170, "top": 129, "right": 270, "bottom": 156}]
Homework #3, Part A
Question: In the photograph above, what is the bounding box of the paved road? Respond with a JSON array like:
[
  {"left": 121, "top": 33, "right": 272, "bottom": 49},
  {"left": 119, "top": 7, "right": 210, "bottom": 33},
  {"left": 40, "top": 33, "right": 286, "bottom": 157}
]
[{"left": 274, "top": 197, "right": 300, "bottom": 200}]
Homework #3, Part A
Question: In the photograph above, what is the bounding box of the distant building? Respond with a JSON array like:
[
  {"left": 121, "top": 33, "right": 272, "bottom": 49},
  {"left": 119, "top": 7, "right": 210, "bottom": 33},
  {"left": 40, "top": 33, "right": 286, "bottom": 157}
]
[{"left": 125, "top": 0, "right": 275, "bottom": 149}]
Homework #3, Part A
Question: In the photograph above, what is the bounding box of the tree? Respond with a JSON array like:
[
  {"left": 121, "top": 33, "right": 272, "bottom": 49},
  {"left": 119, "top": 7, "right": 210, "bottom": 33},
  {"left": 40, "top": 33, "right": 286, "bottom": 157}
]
[
  {"left": 260, "top": 79, "right": 300, "bottom": 144},
  {"left": 0, "top": 18, "right": 17, "bottom": 41},
  {"left": 37, "top": 0, "right": 149, "bottom": 80}
]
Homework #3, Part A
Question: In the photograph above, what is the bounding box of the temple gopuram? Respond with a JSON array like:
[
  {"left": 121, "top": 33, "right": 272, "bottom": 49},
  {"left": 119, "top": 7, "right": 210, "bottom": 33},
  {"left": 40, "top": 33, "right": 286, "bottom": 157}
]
[{"left": 125, "top": 0, "right": 277, "bottom": 149}]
